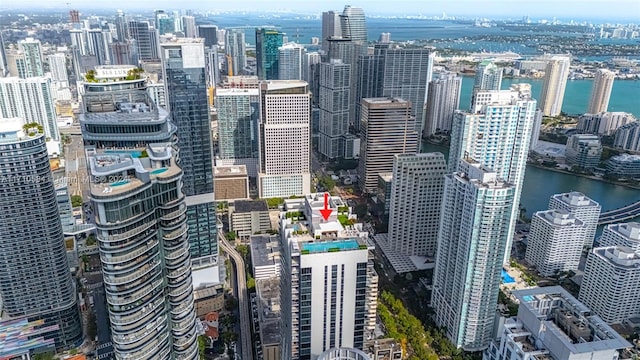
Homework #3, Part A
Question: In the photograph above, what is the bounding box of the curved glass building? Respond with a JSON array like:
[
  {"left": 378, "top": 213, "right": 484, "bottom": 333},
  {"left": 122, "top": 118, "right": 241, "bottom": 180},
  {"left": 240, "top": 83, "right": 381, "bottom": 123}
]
[{"left": 0, "top": 118, "right": 83, "bottom": 351}]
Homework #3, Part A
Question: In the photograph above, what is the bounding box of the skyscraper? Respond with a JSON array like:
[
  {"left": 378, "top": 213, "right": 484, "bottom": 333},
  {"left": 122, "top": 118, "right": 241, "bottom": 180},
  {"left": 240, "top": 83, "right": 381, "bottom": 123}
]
[
  {"left": 0, "top": 76, "right": 59, "bottom": 141},
  {"left": 280, "top": 194, "right": 378, "bottom": 359},
  {"left": 548, "top": 192, "right": 601, "bottom": 248},
  {"left": 198, "top": 25, "right": 219, "bottom": 47},
  {"left": 278, "top": 42, "right": 305, "bottom": 80},
  {"left": 340, "top": 5, "right": 367, "bottom": 45},
  {"left": 579, "top": 246, "right": 640, "bottom": 325},
  {"left": 539, "top": 55, "right": 570, "bottom": 116},
  {"left": 321, "top": 11, "right": 342, "bottom": 51},
  {"left": 80, "top": 70, "right": 199, "bottom": 360},
  {"left": 0, "top": 32, "right": 8, "bottom": 76},
  {"left": 155, "top": 10, "right": 174, "bottom": 36},
  {"left": 385, "top": 153, "right": 447, "bottom": 260},
  {"left": 128, "top": 21, "right": 159, "bottom": 62},
  {"left": 587, "top": 69, "right": 615, "bottom": 114},
  {"left": 48, "top": 53, "right": 69, "bottom": 84},
  {"left": 70, "top": 29, "right": 88, "bottom": 56},
  {"left": 256, "top": 28, "right": 284, "bottom": 80},
  {"left": 257, "top": 80, "right": 312, "bottom": 198},
  {"left": 318, "top": 59, "right": 350, "bottom": 159},
  {"left": 0, "top": 118, "right": 82, "bottom": 351},
  {"left": 449, "top": 84, "right": 537, "bottom": 263},
  {"left": 357, "top": 98, "right": 419, "bottom": 193},
  {"left": 432, "top": 159, "right": 515, "bottom": 351},
  {"left": 225, "top": 29, "right": 246, "bottom": 76},
  {"left": 473, "top": 60, "right": 502, "bottom": 91},
  {"left": 18, "top": 38, "right": 44, "bottom": 77},
  {"left": 598, "top": 222, "right": 640, "bottom": 252},
  {"left": 215, "top": 87, "right": 260, "bottom": 176},
  {"left": 161, "top": 39, "right": 218, "bottom": 265},
  {"left": 471, "top": 60, "right": 502, "bottom": 108},
  {"left": 87, "top": 29, "right": 112, "bottom": 65},
  {"left": 182, "top": 16, "right": 197, "bottom": 38},
  {"left": 355, "top": 45, "right": 434, "bottom": 134},
  {"left": 423, "top": 72, "right": 462, "bottom": 137},
  {"left": 114, "top": 10, "right": 128, "bottom": 42},
  {"left": 326, "top": 37, "right": 361, "bottom": 127},
  {"left": 524, "top": 209, "right": 586, "bottom": 277}
]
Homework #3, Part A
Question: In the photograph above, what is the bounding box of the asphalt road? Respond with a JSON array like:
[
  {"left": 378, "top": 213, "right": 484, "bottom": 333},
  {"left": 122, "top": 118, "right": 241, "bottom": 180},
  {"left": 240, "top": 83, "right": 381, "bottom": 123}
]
[
  {"left": 92, "top": 288, "right": 114, "bottom": 359},
  {"left": 218, "top": 231, "right": 253, "bottom": 360},
  {"left": 64, "top": 132, "right": 90, "bottom": 199}
]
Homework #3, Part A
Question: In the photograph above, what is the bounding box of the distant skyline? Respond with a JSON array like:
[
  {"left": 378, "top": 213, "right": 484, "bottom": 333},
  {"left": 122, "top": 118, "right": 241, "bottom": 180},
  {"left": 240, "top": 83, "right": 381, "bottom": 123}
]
[{"left": 1, "top": 0, "right": 639, "bottom": 22}]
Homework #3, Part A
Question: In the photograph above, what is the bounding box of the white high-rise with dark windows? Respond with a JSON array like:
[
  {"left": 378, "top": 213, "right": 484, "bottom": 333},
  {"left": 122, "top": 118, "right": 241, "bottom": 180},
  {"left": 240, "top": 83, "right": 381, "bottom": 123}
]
[
  {"left": 598, "top": 222, "right": 640, "bottom": 252},
  {"left": 280, "top": 194, "right": 378, "bottom": 360},
  {"left": 524, "top": 209, "right": 586, "bottom": 277},
  {"left": 579, "top": 246, "right": 640, "bottom": 325},
  {"left": 539, "top": 55, "right": 570, "bottom": 116},
  {"left": 548, "top": 192, "right": 601, "bottom": 248},
  {"left": 278, "top": 42, "right": 305, "bottom": 80},
  {"left": 432, "top": 159, "right": 515, "bottom": 351},
  {"left": 424, "top": 72, "right": 462, "bottom": 137},
  {"left": 258, "top": 80, "right": 312, "bottom": 198},
  {"left": 471, "top": 60, "right": 502, "bottom": 108},
  {"left": 377, "top": 153, "right": 447, "bottom": 273},
  {"left": 587, "top": 69, "right": 615, "bottom": 114},
  {"left": 449, "top": 84, "right": 537, "bottom": 263}
]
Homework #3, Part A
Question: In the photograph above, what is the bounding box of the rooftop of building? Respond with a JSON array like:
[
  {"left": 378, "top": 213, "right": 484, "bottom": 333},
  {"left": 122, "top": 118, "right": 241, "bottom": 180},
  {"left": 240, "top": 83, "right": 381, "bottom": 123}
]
[
  {"left": 261, "top": 79, "right": 309, "bottom": 92},
  {"left": 552, "top": 192, "right": 600, "bottom": 208},
  {"left": 0, "top": 118, "right": 44, "bottom": 143},
  {"left": 457, "top": 158, "right": 512, "bottom": 189},
  {"left": 609, "top": 153, "right": 640, "bottom": 163},
  {"left": 282, "top": 193, "right": 372, "bottom": 253},
  {"left": 570, "top": 134, "right": 601, "bottom": 142},
  {"left": 87, "top": 144, "right": 181, "bottom": 198},
  {"left": 214, "top": 165, "right": 249, "bottom": 178},
  {"left": 592, "top": 246, "right": 640, "bottom": 269},
  {"left": 160, "top": 36, "right": 204, "bottom": 44},
  {"left": 377, "top": 172, "right": 393, "bottom": 183},
  {"left": 250, "top": 235, "right": 281, "bottom": 269},
  {"left": 215, "top": 87, "right": 260, "bottom": 96},
  {"left": 361, "top": 97, "right": 410, "bottom": 106},
  {"left": 256, "top": 277, "right": 281, "bottom": 346},
  {"left": 514, "top": 286, "right": 631, "bottom": 352},
  {"left": 234, "top": 200, "right": 268, "bottom": 213},
  {"left": 535, "top": 209, "right": 584, "bottom": 227},
  {"left": 608, "top": 222, "right": 640, "bottom": 240}
]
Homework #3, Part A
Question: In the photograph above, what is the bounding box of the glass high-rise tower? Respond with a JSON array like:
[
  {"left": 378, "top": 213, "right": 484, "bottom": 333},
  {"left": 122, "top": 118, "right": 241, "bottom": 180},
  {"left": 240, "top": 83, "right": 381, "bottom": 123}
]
[
  {"left": 0, "top": 118, "right": 83, "bottom": 351},
  {"left": 256, "top": 28, "right": 283, "bottom": 80},
  {"left": 161, "top": 39, "right": 218, "bottom": 266}
]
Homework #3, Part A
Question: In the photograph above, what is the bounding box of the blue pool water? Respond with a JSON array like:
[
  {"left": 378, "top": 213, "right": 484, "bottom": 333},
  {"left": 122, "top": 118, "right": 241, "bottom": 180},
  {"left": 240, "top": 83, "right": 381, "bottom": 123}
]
[
  {"left": 150, "top": 168, "right": 168, "bottom": 175},
  {"left": 523, "top": 295, "right": 535, "bottom": 302},
  {"left": 104, "top": 149, "right": 143, "bottom": 158},
  {"left": 302, "top": 239, "right": 360, "bottom": 254},
  {"left": 502, "top": 269, "right": 516, "bottom": 284},
  {"left": 111, "top": 180, "right": 129, "bottom": 186}
]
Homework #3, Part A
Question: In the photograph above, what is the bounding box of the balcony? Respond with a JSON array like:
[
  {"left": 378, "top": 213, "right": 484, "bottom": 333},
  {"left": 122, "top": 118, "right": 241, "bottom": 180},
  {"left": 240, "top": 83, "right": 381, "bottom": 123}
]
[
  {"left": 111, "top": 296, "right": 165, "bottom": 327},
  {"left": 107, "top": 278, "right": 163, "bottom": 306},
  {"left": 161, "top": 204, "right": 187, "bottom": 220},
  {"left": 101, "top": 240, "right": 159, "bottom": 264},
  {"left": 103, "top": 259, "right": 160, "bottom": 286},
  {"left": 102, "top": 220, "right": 157, "bottom": 242},
  {"left": 112, "top": 315, "right": 167, "bottom": 350},
  {"left": 172, "top": 312, "right": 196, "bottom": 333},
  {"left": 168, "top": 279, "right": 192, "bottom": 299},
  {"left": 163, "top": 224, "right": 188, "bottom": 241},
  {"left": 118, "top": 330, "right": 170, "bottom": 360}
]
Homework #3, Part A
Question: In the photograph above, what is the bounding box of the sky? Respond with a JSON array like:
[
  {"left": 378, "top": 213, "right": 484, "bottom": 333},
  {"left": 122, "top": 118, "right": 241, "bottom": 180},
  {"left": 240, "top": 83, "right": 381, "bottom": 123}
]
[{"left": 1, "top": 0, "right": 639, "bottom": 21}]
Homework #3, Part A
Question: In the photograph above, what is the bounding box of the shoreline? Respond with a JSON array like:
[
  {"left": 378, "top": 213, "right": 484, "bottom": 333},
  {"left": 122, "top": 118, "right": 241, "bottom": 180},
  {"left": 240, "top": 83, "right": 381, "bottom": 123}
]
[{"left": 527, "top": 162, "right": 640, "bottom": 190}]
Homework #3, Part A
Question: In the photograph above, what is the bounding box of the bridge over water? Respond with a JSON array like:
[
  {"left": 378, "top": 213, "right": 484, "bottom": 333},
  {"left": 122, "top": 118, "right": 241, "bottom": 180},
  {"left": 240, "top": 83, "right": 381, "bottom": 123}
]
[{"left": 598, "top": 199, "right": 640, "bottom": 225}]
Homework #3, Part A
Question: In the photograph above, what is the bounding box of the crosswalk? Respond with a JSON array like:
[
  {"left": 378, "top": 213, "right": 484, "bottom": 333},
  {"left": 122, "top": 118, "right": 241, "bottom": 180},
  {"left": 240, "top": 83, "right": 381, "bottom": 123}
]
[
  {"left": 95, "top": 342, "right": 112, "bottom": 350},
  {"left": 97, "top": 352, "right": 114, "bottom": 360}
]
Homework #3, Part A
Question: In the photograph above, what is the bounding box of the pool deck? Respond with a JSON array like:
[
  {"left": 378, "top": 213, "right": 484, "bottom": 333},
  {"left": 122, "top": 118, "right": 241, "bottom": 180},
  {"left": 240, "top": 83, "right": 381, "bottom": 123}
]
[{"left": 500, "top": 265, "right": 535, "bottom": 299}]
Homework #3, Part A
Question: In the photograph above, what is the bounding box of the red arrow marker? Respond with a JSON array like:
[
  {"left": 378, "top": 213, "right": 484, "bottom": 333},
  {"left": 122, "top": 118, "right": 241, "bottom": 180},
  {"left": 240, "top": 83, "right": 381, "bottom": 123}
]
[{"left": 319, "top": 192, "right": 333, "bottom": 221}]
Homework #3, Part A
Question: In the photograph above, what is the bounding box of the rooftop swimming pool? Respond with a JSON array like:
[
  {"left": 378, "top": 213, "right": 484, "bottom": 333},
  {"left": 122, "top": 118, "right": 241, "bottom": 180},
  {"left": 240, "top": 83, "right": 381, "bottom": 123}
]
[
  {"left": 111, "top": 179, "right": 130, "bottom": 186},
  {"left": 150, "top": 168, "right": 167, "bottom": 175},
  {"left": 104, "top": 149, "right": 143, "bottom": 158},
  {"left": 301, "top": 239, "right": 360, "bottom": 254},
  {"left": 502, "top": 269, "right": 516, "bottom": 284},
  {"left": 522, "top": 295, "right": 535, "bottom": 302}
]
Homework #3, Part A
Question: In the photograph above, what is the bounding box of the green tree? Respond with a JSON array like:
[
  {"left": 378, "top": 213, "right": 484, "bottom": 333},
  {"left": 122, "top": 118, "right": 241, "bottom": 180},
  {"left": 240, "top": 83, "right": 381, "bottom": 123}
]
[
  {"left": 71, "top": 195, "right": 83, "bottom": 207},
  {"left": 226, "top": 231, "right": 236, "bottom": 241},
  {"left": 32, "top": 352, "right": 55, "bottom": 360}
]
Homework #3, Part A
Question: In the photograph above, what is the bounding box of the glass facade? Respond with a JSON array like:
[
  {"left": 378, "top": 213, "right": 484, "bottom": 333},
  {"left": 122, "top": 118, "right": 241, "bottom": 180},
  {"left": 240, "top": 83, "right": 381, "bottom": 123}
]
[
  {"left": 0, "top": 129, "right": 82, "bottom": 351},
  {"left": 256, "top": 29, "right": 283, "bottom": 80},
  {"left": 162, "top": 40, "right": 218, "bottom": 262}
]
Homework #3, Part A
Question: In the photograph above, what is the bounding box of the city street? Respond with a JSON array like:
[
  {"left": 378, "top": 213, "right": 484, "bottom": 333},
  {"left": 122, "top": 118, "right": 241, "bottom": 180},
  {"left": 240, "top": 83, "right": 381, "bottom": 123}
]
[
  {"left": 219, "top": 230, "right": 253, "bottom": 360},
  {"left": 91, "top": 288, "right": 114, "bottom": 359}
]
